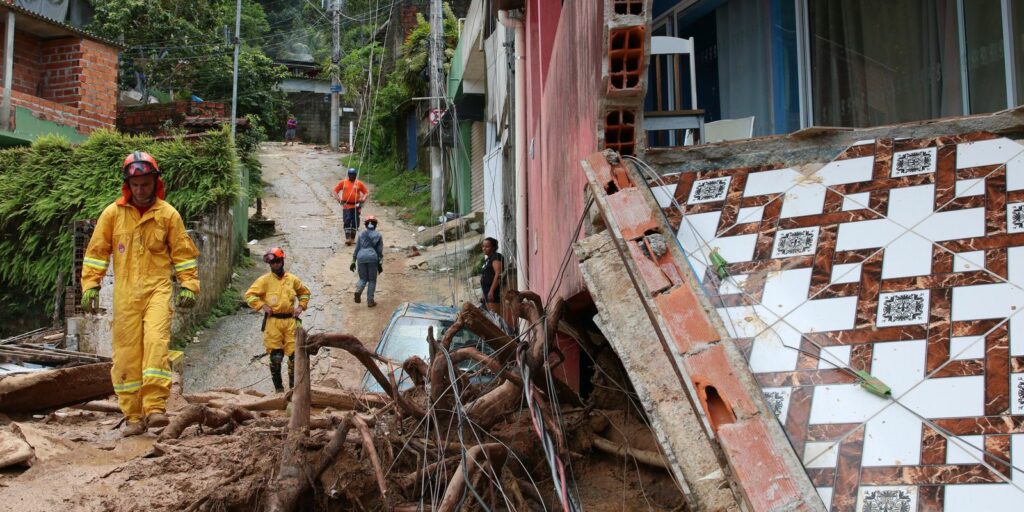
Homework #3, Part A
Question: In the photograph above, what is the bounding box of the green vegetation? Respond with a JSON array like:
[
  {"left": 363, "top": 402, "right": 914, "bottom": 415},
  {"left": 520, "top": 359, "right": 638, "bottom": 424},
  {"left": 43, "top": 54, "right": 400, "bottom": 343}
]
[
  {"left": 339, "top": 6, "right": 459, "bottom": 160},
  {"left": 343, "top": 156, "right": 433, "bottom": 226},
  {"left": 88, "top": 0, "right": 290, "bottom": 135},
  {"left": 0, "top": 129, "right": 240, "bottom": 335}
]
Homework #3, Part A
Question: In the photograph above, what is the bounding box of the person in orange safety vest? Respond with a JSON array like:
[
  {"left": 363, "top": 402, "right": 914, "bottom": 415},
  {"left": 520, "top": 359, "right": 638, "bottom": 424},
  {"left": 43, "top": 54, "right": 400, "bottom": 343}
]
[
  {"left": 333, "top": 167, "right": 368, "bottom": 245},
  {"left": 80, "top": 151, "right": 200, "bottom": 437}
]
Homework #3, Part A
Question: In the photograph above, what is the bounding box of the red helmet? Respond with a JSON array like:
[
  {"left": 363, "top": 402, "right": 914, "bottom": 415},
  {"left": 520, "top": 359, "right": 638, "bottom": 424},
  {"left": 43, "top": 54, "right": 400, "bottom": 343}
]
[
  {"left": 364, "top": 215, "right": 378, "bottom": 224},
  {"left": 122, "top": 151, "right": 160, "bottom": 180},
  {"left": 263, "top": 247, "right": 285, "bottom": 263}
]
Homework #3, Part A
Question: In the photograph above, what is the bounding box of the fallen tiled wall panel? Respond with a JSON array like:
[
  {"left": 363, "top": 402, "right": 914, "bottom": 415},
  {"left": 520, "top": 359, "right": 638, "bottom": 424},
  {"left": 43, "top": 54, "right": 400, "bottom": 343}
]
[
  {"left": 653, "top": 132, "right": 1024, "bottom": 511},
  {"left": 581, "top": 150, "right": 825, "bottom": 511},
  {"left": 577, "top": 232, "right": 740, "bottom": 511}
]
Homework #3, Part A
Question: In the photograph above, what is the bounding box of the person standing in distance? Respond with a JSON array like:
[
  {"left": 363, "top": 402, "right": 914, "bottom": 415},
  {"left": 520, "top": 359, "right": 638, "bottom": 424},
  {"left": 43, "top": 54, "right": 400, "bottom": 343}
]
[{"left": 480, "top": 237, "right": 503, "bottom": 313}]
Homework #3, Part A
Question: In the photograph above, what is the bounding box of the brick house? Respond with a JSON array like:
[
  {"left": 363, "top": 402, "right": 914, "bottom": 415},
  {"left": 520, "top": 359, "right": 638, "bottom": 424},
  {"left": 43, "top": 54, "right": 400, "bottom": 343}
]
[{"left": 0, "top": 0, "right": 120, "bottom": 146}]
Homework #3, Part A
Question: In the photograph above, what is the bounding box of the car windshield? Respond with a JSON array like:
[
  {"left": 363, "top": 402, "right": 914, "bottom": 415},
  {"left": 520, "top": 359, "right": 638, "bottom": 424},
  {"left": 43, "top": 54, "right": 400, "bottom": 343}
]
[{"left": 362, "top": 315, "right": 493, "bottom": 392}]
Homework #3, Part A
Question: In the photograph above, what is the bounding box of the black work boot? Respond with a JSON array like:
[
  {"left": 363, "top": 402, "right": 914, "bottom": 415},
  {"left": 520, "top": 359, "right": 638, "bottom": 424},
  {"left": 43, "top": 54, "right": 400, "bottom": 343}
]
[
  {"left": 269, "top": 350, "right": 284, "bottom": 392},
  {"left": 287, "top": 355, "right": 295, "bottom": 389}
]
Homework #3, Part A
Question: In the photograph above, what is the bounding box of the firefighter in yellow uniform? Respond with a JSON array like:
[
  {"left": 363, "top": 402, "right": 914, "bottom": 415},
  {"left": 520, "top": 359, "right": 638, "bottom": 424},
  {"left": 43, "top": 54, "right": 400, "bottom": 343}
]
[
  {"left": 245, "top": 247, "right": 311, "bottom": 392},
  {"left": 80, "top": 151, "right": 200, "bottom": 437}
]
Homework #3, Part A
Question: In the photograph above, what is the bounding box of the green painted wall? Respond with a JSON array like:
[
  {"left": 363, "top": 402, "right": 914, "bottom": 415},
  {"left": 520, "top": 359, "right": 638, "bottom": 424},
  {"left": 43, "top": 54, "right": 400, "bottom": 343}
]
[{"left": 0, "top": 107, "right": 88, "bottom": 147}]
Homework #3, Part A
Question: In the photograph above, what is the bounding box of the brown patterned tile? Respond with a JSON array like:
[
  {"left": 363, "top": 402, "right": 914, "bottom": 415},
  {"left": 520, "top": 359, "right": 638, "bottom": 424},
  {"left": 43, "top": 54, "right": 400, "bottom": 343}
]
[
  {"left": 830, "top": 426, "right": 865, "bottom": 512},
  {"left": 920, "top": 424, "right": 946, "bottom": 465},
  {"left": 932, "top": 416, "right": 1024, "bottom": 435},
  {"left": 984, "top": 323, "right": 1010, "bottom": 415},
  {"left": 984, "top": 435, "right": 1011, "bottom": 479},
  {"left": 933, "top": 145, "right": 958, "bottom": 208},
  {"left": 926, "top": 288, "right": 951, "bottom": 373},
  {"left": 932, "top": 359, "right": 985, "bottom": 378},
  {"left": 806, "top": 467, "right": 836, "bottom": 487},
  {"left": 755, "top": 369, "right": 858, "bottom": 387},
  {"left": 784, "top": 386, "right": 814, "bottom": 456},
  {"left": 918, "top": 485, "right": 944, "bottom": 512},
  {"left": 859, "top": 464, "right": 1003, "bottom": 485},
  {"left": 836, "top": 142, "right": 875, "bottom": 161}
]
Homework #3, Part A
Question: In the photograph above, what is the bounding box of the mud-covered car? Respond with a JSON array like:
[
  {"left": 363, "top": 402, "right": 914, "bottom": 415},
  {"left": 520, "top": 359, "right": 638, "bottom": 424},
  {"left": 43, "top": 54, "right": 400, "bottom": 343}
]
[{"left": 361, "top": 302, "right": 511, "bottom": 392}]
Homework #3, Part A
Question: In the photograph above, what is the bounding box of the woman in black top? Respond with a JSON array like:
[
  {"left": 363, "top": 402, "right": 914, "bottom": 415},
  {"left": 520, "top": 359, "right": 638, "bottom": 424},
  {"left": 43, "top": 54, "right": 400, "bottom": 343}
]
[{"left": 480, "top": 237, "right": 503, "bottom": 313}]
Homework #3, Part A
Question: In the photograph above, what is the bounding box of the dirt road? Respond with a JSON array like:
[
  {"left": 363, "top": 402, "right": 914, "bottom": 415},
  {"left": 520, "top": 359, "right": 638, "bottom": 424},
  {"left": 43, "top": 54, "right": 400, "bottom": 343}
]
[{"left": 183, "top": 142, "right": 468, "bottom": 394}]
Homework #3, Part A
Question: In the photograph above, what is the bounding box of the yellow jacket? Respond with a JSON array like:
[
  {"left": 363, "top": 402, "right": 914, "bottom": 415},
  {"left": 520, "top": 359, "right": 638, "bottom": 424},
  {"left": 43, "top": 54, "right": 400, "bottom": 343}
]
[
  {"left": 245, "top": 272, "right": 311, "bottom": 313},
  {"left": 81, "top": 198, "right": 200, "bottom": 296}
]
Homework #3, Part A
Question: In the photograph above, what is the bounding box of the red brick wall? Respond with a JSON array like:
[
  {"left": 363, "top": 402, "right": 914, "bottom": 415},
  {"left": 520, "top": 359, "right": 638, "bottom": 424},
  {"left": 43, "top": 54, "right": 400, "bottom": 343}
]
[
  {"left": 0, "top": 28, "right": 43, "bottom": 96},
  {"left": 40, "top": 38, "right": 84, "bottom": 106},
  {"left": 118, "top": 101, "right": 227, "bottom": 135},
  {"left": 0, "top": 27, "right": 119, "bottom": 135},
  {"left": 77, "top": 39, "right": 119, "bottom": 131}
]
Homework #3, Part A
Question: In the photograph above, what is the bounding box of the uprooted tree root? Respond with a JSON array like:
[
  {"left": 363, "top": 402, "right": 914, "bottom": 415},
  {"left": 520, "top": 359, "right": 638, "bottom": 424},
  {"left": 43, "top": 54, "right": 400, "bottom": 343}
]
[{"left": 147, "top": 293, "right": 682, "bottom": 512}]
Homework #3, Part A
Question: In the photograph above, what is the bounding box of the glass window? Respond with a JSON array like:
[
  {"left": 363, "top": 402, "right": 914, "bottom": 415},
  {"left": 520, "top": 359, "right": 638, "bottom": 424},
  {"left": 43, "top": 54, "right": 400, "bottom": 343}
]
[
  {"left": 809, "top": 0, "right": 963, "bottom": 127},
  {"left": 964, "top": 0, "right": 1006, "bottom": 113}
]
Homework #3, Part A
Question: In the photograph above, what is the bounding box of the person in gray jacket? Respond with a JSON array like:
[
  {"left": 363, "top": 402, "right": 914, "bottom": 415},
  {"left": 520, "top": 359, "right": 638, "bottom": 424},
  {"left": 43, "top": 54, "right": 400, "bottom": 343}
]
[{"left": 350, "top": 215, "right": 383, "bottom": 307}]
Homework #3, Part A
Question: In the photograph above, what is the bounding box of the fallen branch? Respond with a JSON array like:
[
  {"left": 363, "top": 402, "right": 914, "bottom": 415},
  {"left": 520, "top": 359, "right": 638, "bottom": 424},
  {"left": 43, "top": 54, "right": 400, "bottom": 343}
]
[
  {"left": 158, "top": 404, "right": 256, "bottom": 440},
  {"left": 402, "top": 356, "right": 428, "bottom": 387},
  {"left": 307, "top": 333, "right": 393, "bottom": 396},
  {"left": 395, "top": 455, "right": 460, "bottom": 492},
  {"left": 71, "top": 400, "right": 121, "bottom": 414},
  {"left": 353, "top": 416, "right": 388, "bottom": 501},
  {"left": 591, "top": 434, "right": 669, "bottom": 469},
  {"left": 290, "top": 328, "right": 311, "bottom": 429},
  {"left": 313, "top": 414, "right": 354, "bottom": 479},
  {"left": 437, "top": 443, "right": 508, "bottom": 512},
  {"left": 0, "top": 362, "right": 113, "bottom": 413},
  {"left": 465, "top": 380, "right": 521, "bottom": 428}
]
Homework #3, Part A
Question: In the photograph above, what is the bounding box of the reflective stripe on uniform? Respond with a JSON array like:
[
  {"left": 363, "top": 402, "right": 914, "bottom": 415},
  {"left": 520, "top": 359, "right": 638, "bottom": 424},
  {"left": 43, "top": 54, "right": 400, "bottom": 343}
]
[
  {"left": 174, "top": 259, "right": 198, "bottom": 272},
  {"left": 298, "top": 295, "right": 310, "bottom": 301},
  {"left": 246, "top": 295, "right": 260, "bottom": 304},
  {"left": 83, "top": 257, "right": 109, "bottom": 270},
  {"left": 113, "top": 380, "right": 142, "bottom": 393},
  {"left": 142, "top": 367, "right": 173, "bottom": 381}
]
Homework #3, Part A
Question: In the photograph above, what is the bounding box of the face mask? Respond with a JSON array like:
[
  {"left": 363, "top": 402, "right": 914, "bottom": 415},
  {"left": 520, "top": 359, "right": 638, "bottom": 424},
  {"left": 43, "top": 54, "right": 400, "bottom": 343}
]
[{"left": 367, "top": 223, "right": 377, "bottom": 230}]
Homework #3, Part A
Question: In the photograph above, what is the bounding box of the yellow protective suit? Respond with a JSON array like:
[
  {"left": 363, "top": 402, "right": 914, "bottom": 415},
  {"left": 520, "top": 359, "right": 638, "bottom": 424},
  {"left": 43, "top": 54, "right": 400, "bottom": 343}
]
[
  {"left": 81, "top": 187, "right": 200, "bottom": 423},
  {"left": 245, "top": 272, "right": 311, "bottom": 355}
]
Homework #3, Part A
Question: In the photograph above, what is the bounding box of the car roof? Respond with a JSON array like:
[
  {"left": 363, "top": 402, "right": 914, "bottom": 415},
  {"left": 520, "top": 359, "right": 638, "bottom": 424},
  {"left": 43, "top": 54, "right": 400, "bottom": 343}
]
[{"left": 393, "top": 302, "right": 459, "bottom": 322}]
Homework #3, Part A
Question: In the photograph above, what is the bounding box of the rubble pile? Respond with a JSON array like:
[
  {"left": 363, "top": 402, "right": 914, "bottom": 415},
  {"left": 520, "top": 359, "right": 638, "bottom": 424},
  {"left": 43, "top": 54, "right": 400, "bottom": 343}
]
[{"left": 0, "top": 293, "right": 684, "bottom": 511}]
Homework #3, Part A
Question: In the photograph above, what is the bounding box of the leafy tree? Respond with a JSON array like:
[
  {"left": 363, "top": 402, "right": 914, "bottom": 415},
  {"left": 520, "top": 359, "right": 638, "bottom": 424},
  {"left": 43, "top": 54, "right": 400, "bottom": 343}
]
[
  {"left": 88, "top": 0, "right": 287, "bottom": 134},
  {"left": 336, "top": 4, "right": 459, "bottom": 160}
]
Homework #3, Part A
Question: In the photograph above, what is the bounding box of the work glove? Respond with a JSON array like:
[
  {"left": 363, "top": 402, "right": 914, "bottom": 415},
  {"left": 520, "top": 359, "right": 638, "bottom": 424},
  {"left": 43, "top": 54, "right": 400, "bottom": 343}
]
[
  {"left": 176, "top": 289, "right": 197, "bottom": 308},
  {"left": 349, "top": 261, "right": 356, "bottom": 272},
  {"left": 81, "top": 288, "right": 99, "bottom": 314},
  {"left": 377, "top": 262, "right": 383, "bottom": 273},
  {"left": 294, "top": 305, "right": 304, "bottom": 317}
]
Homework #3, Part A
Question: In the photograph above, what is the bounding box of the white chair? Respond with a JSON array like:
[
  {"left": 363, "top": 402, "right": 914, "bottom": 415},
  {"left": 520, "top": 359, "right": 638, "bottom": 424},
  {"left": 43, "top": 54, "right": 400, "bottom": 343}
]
[
  {"left": 704, "top": 116, "right": 755, "bottom": 143},
  {"left": 645, "top": 36, "right": 704, "bottom": 146}
]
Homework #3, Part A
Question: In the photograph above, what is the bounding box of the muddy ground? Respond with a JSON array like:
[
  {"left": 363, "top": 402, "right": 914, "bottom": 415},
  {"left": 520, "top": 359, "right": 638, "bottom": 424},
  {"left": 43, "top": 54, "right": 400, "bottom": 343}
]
[
  {"left": 0, "top": 143, "right": 685, "bottom": 511},
  {"left": 183, "top": 142, "right": 471, "bottom": 394}
]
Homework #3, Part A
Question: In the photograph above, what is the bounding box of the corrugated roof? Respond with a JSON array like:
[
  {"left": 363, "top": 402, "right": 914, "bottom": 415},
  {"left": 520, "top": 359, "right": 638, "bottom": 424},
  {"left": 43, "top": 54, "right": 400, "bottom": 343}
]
[{"left": 0, "top": 0, "right": 124, "bottom": 49}]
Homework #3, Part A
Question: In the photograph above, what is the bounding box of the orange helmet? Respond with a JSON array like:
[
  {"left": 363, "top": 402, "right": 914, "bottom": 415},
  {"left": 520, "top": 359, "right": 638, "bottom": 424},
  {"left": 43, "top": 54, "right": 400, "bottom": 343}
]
[
  {"left": 122, "top": 151, "right": 160, "bottom": 180},
  {"left": 263, "top": 247, "right": 285, "bottom": 263}
]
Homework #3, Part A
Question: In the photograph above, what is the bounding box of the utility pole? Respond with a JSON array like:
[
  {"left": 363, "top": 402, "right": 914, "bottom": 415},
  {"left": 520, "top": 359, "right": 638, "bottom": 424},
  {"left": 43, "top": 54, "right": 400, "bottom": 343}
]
[
  {"left": 428, "top": 0, "right": 444, "bottom": 216},
  {"left": 330, "top": 0, "right": 341, "bottom": 151},
  {"left": 229, "top": 0, "right": 242, "bottom": 143}
]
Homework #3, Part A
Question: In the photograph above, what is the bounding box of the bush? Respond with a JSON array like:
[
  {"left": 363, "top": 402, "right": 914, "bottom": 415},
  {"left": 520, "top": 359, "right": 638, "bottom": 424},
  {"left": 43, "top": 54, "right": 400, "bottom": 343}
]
[{"left": 0, "top": 128, "right": 241, "bottom": 333}]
